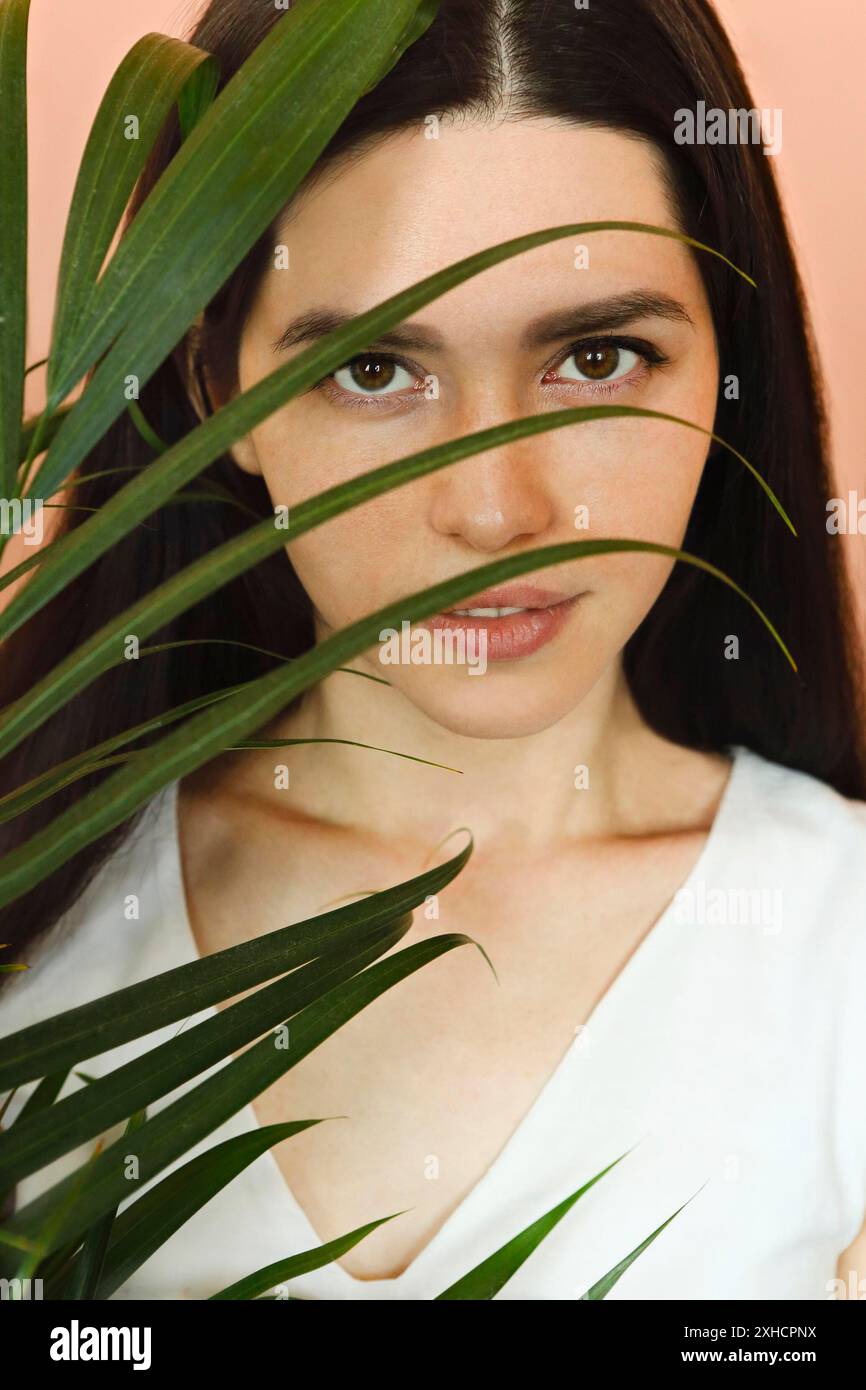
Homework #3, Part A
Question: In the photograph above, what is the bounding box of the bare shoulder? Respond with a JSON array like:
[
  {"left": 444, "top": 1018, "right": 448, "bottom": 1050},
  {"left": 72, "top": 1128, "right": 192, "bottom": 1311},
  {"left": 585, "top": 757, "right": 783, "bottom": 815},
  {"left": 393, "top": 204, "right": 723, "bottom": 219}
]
[{"left": 176, "top": 749, "right": 410, "bottom": 956}]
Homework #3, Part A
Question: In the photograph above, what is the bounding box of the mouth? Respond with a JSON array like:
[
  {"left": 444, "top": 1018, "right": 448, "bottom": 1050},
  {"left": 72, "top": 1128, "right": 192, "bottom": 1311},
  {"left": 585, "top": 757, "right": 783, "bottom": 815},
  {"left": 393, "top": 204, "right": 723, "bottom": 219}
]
[{"left": 423, "top": 583, "right": 583, "bottom": 662}]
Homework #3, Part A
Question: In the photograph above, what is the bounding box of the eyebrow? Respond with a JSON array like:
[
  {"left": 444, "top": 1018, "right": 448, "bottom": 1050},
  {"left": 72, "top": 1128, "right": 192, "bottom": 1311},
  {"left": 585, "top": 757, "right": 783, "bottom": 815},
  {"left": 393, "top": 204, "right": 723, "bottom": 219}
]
[{"left": 271, "top": 291, "right": 693, "bottom": 356}]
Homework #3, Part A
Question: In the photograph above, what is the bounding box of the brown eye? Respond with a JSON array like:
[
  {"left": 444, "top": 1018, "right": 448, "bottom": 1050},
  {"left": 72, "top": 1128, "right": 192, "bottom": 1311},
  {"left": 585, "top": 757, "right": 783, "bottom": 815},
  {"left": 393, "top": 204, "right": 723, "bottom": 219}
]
[
  {"left": 333, "top": 353, "right": 414, "bottom": 396},
  {"left": 349, "top": 354, "right": 396, "bottom": 390},
  {"left": 574, "top": 344, "right": 622, "bottom": 379},
  {"left": 555, "top": 341, "right": 640, "bottom": 385}
]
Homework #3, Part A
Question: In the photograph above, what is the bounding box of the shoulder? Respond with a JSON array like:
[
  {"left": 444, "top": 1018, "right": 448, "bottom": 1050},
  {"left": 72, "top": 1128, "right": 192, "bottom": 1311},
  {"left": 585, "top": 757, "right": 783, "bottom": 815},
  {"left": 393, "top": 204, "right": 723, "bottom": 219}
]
[
  {"left": 721, "top": 743, "right": 866, "bottom": 971},
  {"left": 731, "top": 743, "right": 866, "bottom": 864},
  {"left": 0, "top": 783, "right": 180, "bottom": 1047},
  {"left": 716, "top": 748, "right": 866, "bottom": 1160}
]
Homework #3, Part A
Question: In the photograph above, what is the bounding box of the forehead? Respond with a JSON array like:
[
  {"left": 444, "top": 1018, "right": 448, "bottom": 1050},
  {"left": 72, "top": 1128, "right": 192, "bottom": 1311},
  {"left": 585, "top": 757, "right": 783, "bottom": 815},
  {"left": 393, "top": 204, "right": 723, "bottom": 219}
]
[{"left": 256, "top": 120, "right": 698, "bottom": 328}]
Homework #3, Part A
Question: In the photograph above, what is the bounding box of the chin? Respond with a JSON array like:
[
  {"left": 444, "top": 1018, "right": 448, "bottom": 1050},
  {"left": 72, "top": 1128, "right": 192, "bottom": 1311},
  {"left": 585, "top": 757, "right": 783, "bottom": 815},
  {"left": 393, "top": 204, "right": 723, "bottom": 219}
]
[{"left": 399, "top": 668, "right": 594, "bottom": 742}]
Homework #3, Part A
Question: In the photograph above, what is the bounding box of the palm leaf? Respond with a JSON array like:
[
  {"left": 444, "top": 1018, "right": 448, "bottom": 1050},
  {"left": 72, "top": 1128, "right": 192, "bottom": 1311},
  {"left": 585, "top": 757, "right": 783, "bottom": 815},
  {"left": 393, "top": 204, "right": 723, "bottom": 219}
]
[
  {"left": 0, "top": 657, "right": 387, "bottom": 823},
  {"left": 0, "top": 733, "right": 452, "bottom": 824},
  {"left": 176, "top": 51, "right": 220, "bottom": 143},
  {"left": 126, "top": 399, "right": 167, "bottom": 455},
  {"left": 0, "top": 535, "right": 54, "bottom": 596},
  {"left": 0, "top": 535, "right": 794, "bottom": 911},
  {"left": 0, "top": 934, "right": 479, "bottom": 1268},
  {"left": 0, "top": 834, "right": 472, "bottom": 1090},
  {"left": 0, "top": 0, "right": 30, "bottom": 499},
  {"left": 0, "top": 402, "right": 790, "bottom": 763},
  {"left": 435, "top": 1153, "right": 626, "bottom": 1299},
  {"left": 580, "top": 1200, "right": 690, "bottom": 1299},
  {"left": 38, "top": 0, "right": 437, "bottom": 492},
  {"left": 17, "top": 405, "right": 69, "bottom": 470},
  {"left": 209, "top": 1214, "right": 404, "bottom": 1301},
  {"left": 7, "top": 1069, "right": 67, "bottom": 1124},
  {"left": 91, "top": 1120, "right": 325, "bottom": 1300},
  {"left": 0, "top": 920, "right": 409, "bottom": 1189},
  {"left": 48, "top": 35, "right": 219, "bottom": 388},
  {"left": 0, "top": 1070, "right": 68, "bottom": 1214},
  {"left": 10, "top": 1137, "right": 99, "bottom": 1282},
  {"left": 9, "top": 217, "right": 765, "bottom": 647},
  {"left": 62, "top": 1108, "right": 146, "bottom": 1299},
  {"left": 0, "top": 685, "right": 245, "bottom": 824}
]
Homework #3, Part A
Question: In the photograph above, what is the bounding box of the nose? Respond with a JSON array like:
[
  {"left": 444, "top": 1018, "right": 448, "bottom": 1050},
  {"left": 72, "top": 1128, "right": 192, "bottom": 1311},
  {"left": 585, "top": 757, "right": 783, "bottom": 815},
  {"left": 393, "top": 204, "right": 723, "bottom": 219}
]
[{"left": 428, "top": 409, "right": 556, "bottom": 554}]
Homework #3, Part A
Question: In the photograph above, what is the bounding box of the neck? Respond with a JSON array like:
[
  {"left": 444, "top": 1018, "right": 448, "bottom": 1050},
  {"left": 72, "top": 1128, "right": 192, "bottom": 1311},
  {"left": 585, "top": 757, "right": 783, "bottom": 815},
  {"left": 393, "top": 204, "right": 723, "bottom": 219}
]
[{"left": 258, "top": 657, "right": 704, "bottom": 853}]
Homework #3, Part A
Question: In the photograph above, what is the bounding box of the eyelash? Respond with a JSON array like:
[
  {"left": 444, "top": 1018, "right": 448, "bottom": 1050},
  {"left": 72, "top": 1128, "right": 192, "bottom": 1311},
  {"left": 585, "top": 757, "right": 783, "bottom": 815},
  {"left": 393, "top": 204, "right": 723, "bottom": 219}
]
[{"left": 315, "top": 335, "right": 670, "bottom": 412}]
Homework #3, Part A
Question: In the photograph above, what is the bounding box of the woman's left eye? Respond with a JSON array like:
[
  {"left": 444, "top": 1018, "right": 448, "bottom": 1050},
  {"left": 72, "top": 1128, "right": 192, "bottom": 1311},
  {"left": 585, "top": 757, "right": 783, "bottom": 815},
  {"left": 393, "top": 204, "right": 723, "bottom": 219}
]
[
  {"left": 320, "top": 337, "right": 659, "bottom": 410},
  {"left": 550, "top": 341, "right": 641, "bottom": 385},
  {"left": 332, "top": 353, "right": 416, "bottom": 396}
]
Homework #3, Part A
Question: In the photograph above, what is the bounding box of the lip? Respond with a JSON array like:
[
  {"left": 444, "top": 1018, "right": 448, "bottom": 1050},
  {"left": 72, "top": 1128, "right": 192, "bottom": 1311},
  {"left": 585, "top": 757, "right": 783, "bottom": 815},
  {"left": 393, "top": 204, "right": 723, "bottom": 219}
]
[{"left": 423, "top": 583, "right": 582, "bottom": 662}]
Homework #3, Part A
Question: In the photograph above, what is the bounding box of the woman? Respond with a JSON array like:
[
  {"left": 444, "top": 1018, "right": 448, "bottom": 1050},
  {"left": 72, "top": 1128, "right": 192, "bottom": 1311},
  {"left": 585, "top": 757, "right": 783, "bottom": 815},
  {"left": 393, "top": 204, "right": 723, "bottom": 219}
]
[{"left": 2, "top": 0, "right": 865, "bottom": 1300}]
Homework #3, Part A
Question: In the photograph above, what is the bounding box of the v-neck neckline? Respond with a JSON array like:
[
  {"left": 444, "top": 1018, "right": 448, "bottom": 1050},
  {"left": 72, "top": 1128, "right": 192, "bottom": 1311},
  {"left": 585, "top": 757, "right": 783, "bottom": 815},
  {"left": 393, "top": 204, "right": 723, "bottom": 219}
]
[{"left": 156, "top": 744, "right": 748, "bottom": 1295}]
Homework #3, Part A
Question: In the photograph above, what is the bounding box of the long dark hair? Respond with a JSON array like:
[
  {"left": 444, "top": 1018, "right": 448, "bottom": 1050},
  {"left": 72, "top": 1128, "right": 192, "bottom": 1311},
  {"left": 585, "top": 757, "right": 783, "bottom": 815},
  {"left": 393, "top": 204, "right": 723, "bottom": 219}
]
[{"left": 2, "top": 0, "right": 863, "bottom": 971}]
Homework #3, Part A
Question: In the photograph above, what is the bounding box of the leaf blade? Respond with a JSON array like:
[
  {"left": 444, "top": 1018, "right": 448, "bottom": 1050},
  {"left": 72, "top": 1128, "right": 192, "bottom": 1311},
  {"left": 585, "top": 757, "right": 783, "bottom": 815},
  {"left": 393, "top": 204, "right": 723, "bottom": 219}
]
[
  {"left": 17, "top": 217, "right": 764, "bottom": 625},
  {"left": 0, "top": 0, "right": 30, "bottom": 498},
  {"left": 0, "top": 921, "right": 408, "bottom": 1190},
  {"left": 49, "top": 35, "right": 219, "bottom": 374},
  {"left": 435, "top": 1153, "right": 627, "bottom": 1299},
  {"left": 209, "top": 1213, "right": 403, "bottom": 1301},
  {"left": 61, "top": 1108, "right": 146, "bottom": 1300},
  {"left": 40, "top": 0, "right": 437, "bottom": 488},
  {"left": 0, "top": 935, "right": 476, "bottom": 1265},
  {"left": 176, "top": 50, "right": 220, "bottom": 143},
  {"left": 580, "top": 1200, "right": 689, "bottom": 1300},
  {"left": 0, "top": 400, "right": 789, "bottom": 761},
  {"left": 0, "top": 835, "right": 472, "bottom": 1089},
  {"left": 0, "top": 536, "right": 795, "bottom": 910},
  {"left": 94, "top": 1120, "right": 322, "bottom": 1300}
]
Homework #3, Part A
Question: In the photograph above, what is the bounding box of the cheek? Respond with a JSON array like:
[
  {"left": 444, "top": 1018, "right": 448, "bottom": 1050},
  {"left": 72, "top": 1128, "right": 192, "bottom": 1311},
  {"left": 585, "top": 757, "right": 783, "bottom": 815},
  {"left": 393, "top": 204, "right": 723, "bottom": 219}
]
[
  {"left": 556, "top": 417, "right": 711, "bottom": 627},
  {"left": 549, "top": 328, "right": 718, "bottom": 540},
  {"left": 247, "top": 401, "right": 431, "bottom": 624},
  {"left": 247, "top": 396, "right": 406, "bottom": 507},
  {"left": 286, "top": 532, "right": 366, "bottom": 627},
  {"left": 285, "top": 495, "right": 417, "bottom": 628},
  {"left": 555, "top": 416, "right": 709, "bottom": 541}
]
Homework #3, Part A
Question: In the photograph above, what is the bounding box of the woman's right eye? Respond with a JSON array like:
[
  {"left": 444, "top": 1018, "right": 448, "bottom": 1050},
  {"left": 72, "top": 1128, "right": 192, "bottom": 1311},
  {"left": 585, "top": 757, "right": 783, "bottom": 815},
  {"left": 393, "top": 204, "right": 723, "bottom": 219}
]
[{"left": 332, "top": 353, "right": 416, "bottom": 395}]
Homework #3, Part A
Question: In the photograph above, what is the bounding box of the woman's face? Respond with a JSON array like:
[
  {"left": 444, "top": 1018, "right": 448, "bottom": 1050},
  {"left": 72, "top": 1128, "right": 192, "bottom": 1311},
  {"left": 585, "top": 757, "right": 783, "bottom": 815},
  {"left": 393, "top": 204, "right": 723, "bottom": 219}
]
[{"left": 228, "top": 120, "right": 719, "bottom": 738}]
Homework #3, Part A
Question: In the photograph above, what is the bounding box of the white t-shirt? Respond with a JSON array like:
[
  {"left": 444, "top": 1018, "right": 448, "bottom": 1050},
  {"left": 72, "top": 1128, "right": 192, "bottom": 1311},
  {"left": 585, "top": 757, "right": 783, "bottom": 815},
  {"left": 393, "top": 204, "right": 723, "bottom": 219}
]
[{"left": 2, "top": 744, "right": 866, "bottom": 1301}]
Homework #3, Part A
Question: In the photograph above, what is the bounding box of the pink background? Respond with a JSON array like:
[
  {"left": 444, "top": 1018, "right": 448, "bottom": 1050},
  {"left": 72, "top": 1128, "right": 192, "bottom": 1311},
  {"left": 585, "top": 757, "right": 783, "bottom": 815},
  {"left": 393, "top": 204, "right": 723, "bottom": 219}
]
[{"left": 14, "top": 0, "right": 866, "bottom": 619}]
